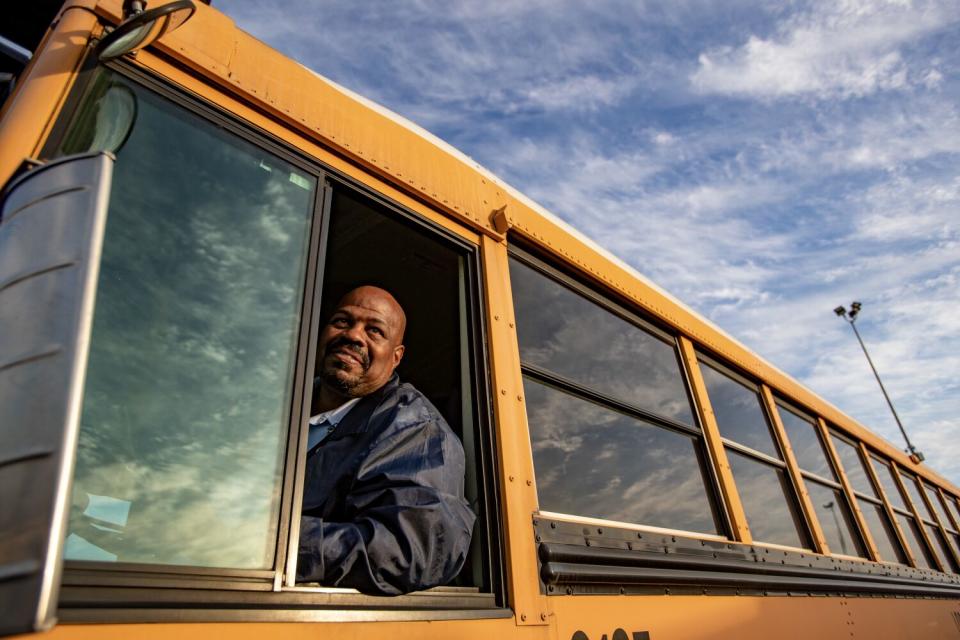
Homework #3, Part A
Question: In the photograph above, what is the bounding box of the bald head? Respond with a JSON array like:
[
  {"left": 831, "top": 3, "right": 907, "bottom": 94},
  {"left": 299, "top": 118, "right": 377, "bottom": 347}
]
[
  {"left": 314, "top": 286, "right": 407, "bottom": 411},
  {"left": 336, "top": 286, "right": 406, "bottom": 343}
]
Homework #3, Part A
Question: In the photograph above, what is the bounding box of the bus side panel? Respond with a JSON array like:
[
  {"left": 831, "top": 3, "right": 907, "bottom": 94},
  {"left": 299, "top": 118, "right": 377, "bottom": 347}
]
[
  {"left": 549, "top": 594, "right": 960, "bottom": 640},
  {"left": 23, "top": 616, "right": 553, "bottom": 640},
  {"left": 0, "top": 2, "right": 97, "bottom": 186}
]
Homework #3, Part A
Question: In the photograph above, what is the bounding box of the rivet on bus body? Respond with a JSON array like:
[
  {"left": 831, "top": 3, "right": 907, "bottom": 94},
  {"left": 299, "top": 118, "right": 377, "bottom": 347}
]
[
  {"left": 501, "top": 389, "right": 506, "bottom": 395},
  {"left": 541, "top": 613, "right": 548, "bottom": 621},
  {"left": 526, "top": 479, "right": 532, "bottom": 486},
  {"left": 509, "top": 475, "right": 514, "bottom": 482},
  {"left": 517, "top": 395, "right": 523, "bottom": 402},
  {"left": 494, "top": 315, "right": 500, "bottom": 321},
  {"left": 521, "top": 614, "right": 527, "bottom": 621}
]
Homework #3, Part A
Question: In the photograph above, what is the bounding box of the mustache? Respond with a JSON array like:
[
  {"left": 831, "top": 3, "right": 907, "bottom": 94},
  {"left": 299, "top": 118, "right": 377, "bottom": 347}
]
[{"left": 325, "top": 336, "right": 370, "bottom": 368}]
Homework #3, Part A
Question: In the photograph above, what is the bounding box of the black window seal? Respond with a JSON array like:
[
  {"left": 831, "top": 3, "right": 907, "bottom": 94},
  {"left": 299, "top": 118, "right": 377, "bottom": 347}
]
[{"left": 534, "top": 514, "right": 960, "bottom": 598}]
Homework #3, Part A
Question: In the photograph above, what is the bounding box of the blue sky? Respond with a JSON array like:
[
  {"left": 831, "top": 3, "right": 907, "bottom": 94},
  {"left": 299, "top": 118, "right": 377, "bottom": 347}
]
[{"left": 215, "top": 0, "right": 960, "bottom": 487}]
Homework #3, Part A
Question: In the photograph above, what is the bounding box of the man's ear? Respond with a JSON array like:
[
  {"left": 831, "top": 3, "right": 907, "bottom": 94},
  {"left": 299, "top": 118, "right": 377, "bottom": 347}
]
[{"left": 392, "top": 344, "right": 405, "bottom": 368}]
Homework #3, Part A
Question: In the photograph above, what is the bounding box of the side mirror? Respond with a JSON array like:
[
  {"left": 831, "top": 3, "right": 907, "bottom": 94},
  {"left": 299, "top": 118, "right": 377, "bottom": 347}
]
[
  {"left": 97, "top": 0, "right": 196, "bottom": 61},
  {"left": 0, "top": 153, "right": 114, "bottom": 636}
]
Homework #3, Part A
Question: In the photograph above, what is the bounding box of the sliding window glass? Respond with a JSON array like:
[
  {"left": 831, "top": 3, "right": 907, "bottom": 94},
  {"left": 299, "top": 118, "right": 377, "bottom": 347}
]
[
  {"left": 698, "top": 359, "right": 809, "bottom": 549},
  {"left": 56, "top": 68, "right": 317, "bottom": 569},
  {"left": 510, "top": 251, "right": 722, "bottom": 536},
  {"left": 776, "top": 402, "right": 865, "bottom": 557}
]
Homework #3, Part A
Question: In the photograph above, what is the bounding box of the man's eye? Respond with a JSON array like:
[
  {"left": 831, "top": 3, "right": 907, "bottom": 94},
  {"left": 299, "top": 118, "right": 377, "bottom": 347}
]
[
  {"left": 331, "top": 318, "right": 349, "bottom": 327},
  {"left": 369, "top": 327, "right": 384, "bottom": 337}
]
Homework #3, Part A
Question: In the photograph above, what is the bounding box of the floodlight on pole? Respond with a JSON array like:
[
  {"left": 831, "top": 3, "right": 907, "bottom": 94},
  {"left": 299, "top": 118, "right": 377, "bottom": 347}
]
[{"left": 834, "top": 302, "right": 924, "bottom": 464}]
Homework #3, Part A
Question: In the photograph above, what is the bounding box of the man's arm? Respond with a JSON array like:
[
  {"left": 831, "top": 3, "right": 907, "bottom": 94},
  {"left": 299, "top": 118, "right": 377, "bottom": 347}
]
[{"left": 297, "top": 418, "right": 476, "bottom": 595}]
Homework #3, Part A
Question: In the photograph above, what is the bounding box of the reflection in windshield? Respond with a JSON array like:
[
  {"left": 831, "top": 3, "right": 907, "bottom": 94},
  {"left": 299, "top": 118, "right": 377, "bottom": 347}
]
[
  {"left": 62, "top": 70, "right": 314, "bottom": 568},
  {"left": 524, "top": 377, "right": 719, "bottom": 535}
]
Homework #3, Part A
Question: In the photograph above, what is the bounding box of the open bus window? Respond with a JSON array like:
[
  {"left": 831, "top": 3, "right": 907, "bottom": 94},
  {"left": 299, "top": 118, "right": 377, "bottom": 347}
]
[
  {"left": 509, "top": 251, "right": 723, "bottom": 536},
  {"left": 309, "top": 186, "right": 490, "bottom": 591}
]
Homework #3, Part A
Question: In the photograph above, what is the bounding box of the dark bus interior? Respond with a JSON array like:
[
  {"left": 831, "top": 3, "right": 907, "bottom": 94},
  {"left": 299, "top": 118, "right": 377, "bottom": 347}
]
[{"left": 316, "top": 184, "right": 490, "bottom": 591}]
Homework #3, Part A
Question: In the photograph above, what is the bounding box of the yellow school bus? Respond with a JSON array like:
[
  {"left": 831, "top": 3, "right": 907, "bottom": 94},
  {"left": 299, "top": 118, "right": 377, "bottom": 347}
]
[{"left": 2, "top": 1, "right": 959, "bottom": 638}]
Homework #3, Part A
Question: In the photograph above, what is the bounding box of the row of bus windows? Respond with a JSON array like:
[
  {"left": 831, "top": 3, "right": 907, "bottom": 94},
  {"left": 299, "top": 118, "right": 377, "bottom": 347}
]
[
  {"left": 510, "top": 252, "right": 960, "bottom": 574},
  {"left": 48, "top": 64, "right": 959, "bottom": 589}
]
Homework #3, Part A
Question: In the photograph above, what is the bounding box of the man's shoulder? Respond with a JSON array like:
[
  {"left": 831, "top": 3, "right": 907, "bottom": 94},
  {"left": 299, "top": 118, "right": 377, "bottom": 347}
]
[
  {"left": 368, "top": 380, "right": 465, "bottom": 466},
  {"left": 375, "top": 378, "right": 446, "bottom": 428}
]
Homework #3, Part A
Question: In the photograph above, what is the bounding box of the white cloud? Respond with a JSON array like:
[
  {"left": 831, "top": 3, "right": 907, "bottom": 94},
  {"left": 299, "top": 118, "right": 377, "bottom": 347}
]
[
  {"left": 652, "top": 131, "right": 675, "bottom": 146},
  {"left": 521, "top": 75, "right": 637, "bottom": 112},
  {"left": 215, "top": 0, "right": 960, "bottom": 490},
  {"left": 691, "top": 0, "right": 955, "bottom": 100}
]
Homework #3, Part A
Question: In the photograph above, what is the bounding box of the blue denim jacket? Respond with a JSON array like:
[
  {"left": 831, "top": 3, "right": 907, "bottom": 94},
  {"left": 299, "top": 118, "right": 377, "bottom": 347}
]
[{"left": 297, "top": 374, "right": 475, "bottom": 594}]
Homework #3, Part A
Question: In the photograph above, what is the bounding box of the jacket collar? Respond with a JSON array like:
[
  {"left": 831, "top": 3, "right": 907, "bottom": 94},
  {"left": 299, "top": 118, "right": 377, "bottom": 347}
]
[{"left": 322, "top": 373, "right": 400, "bottom": 440}]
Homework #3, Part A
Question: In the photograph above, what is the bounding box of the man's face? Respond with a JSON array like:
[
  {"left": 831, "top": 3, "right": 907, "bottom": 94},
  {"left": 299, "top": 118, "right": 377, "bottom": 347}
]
[{"left": 317, "top": 286, "right": 406, "bottom": 399}]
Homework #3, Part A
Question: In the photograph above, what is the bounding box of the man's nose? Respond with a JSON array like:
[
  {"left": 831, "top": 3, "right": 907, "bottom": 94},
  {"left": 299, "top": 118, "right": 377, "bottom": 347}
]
[{"left": 342, "top": 323, "right": 365, "bottom": 343}]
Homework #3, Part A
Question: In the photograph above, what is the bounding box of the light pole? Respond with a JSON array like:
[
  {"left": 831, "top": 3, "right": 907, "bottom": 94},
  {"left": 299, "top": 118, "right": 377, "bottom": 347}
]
[{"left": 834, "top": 302, "right": 924, "bottom": 464}]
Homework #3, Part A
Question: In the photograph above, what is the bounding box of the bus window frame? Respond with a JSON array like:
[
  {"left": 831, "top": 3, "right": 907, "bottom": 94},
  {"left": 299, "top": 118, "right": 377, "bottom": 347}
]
[
  {"left": 47, "top": 59, "right": 506, "bottom": 621},
  {"left": 694, "top": 352, "right": 813, "bottom": 552},
  {"left": 896, "top": 467, "right": 955, "bottom": 573},
  {"left": 772, "top": 397, "right": 867, "bottom": 559},
  {"left": 282, "top": 172, "right": 506, "bottom": 599},
  {"left": 509, "top": 245, "right": 703, "bottom": 433},
  {"left": 508, "top": 242, "right": 730, "bottom": 540},
  {"left": 825, "top": 431, "right": 913, "bottom": 566}
]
